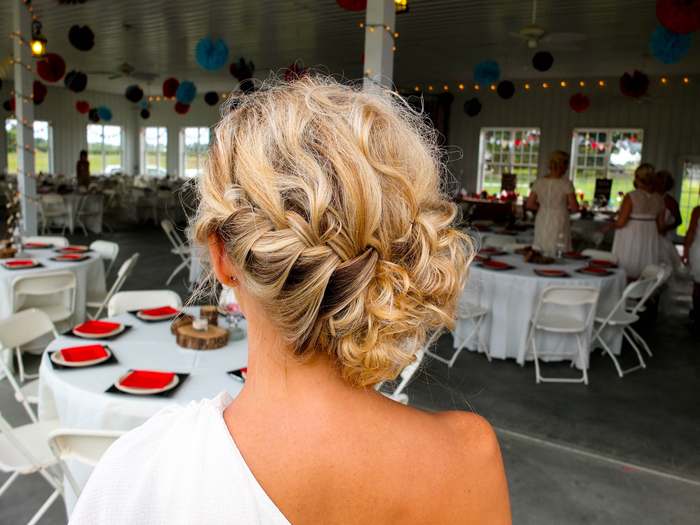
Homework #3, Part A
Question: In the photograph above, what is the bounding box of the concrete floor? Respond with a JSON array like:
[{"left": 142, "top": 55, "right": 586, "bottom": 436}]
[{"left": 1, "top": 223, "right": 699, "bottom": 524}]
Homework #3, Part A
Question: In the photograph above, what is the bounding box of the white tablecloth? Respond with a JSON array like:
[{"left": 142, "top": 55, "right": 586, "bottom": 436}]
[
  {"left": 38, "top": 308, "right": 248, "bottom": 515},
  {"left": 453, "top": 254, "right": 625, "bottom": 368}
]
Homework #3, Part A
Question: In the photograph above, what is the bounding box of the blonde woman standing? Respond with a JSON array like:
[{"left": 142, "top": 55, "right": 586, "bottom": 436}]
[
  {"left": 69, "top": 77, "right": 511, "bottom": 525},
  {"left": 526, "top": 150, "right": 580, "bottom": 255}
]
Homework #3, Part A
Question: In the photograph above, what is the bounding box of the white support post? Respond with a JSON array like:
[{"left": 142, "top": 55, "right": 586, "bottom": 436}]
[
  {"left": 362, "top": 0, "right": 396, "bottom": 91},
  {"left": 13, "top": 0, "right": 38, "bottom": 236}
]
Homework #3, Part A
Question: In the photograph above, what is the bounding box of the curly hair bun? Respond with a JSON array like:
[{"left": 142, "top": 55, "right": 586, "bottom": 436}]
[{"left": 193, "top": 76, "right": 473, "bottom": 387}]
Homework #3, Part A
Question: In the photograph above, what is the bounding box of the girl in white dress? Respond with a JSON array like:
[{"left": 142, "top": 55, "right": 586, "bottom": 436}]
[
  {"left": 526, "top": 150, "right": 580, "bottom": 255},
  {"left": 682, "top": 205, "right": 700, "bottom": 322},
  {"left": 602, "top": 164, "right": 665, "bottom": 280},
  {"left": 654, "top": 171, "right": 682, "bottom": 270}
]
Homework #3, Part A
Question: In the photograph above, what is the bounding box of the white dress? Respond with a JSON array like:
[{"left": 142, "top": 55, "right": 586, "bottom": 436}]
[
  {"left": 532, "top": 177, "right": 576, "bottom": 255},
  {"left": 612, "top": 189, "right": 665, "bottom": 279},
  {"left": 658, "top": 207, "right": 681, "bottom": 270},
  {"left": 69, "top": 393, "right": 291, "bottom": 525},
  {"left": 689, "top": 223, "right": 700, "bottom": 283}
]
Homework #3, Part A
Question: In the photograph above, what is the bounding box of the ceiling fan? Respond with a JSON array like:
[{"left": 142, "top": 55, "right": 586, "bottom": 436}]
[
  {"left": 509, "top": 0, "right": 588, "bottom": 51},
  {"left": 89, "top": 25, "right": 158, "bottom": 81}
]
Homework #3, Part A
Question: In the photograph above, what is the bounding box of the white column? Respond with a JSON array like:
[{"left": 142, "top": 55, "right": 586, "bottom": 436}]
[
  {"left": 13, "top": 0, "right": 38, "bottom": 236},
  {"left": 362, "top": 0, "right": 396, "bottom": 90}
]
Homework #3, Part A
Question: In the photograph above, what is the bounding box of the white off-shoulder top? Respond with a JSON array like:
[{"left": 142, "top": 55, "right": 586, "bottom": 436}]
[{"left": 69, "top": 392, "right": 291, "bottom": 525}]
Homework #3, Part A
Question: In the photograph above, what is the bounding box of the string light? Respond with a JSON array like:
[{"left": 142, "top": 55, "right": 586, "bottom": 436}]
[
  {"left": 491, "top": 85, "right": 495, "bottom": 90},
  {"left": 560, "top": 81, "right": 566, "bottom": 87},
  {"left": 222, "top": 93, "right": 227, "bottom": 98},
  {"left": 443, "top": 85, "right": 448, "bottom": 90},
  {"left": 475, "top": 85, "right": 479, "bottom": 89},
  {"left": 459, "top": 84, "right": 464, "bottom": 89},
  {"left": 543, "top": 83, "right": 547, "bottom": 88},
  {"left": 599, "top": 80, "right": 604, "bottom": 86},
  {"left": 428, "top": 86, "right": 433, "bottom": 90},
  {"left": 684, "top": 78, "right": 689, "bottom": 83},
  {"left": 525, "top": 84, "right": 530, "bottom": 89},
  {"left": 580, "top": 81, "right": 585, "bottom": 86},
  {"left": 414, "top": 86, "right": 419, "bottom": 91}
]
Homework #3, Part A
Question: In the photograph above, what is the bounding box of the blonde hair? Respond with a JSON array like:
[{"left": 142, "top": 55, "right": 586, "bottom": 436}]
[
  {"left": 548, "top": 150, "right": 570, "bottom": 173},
  {"left": 655, "top": 170, "right": 674, "bottom": 192},
  {"left": 635, "top": 163, "right": 655, "bottom": 185},
  {"left": 193, "top": 76, "right": 472, "bottom": 387}
]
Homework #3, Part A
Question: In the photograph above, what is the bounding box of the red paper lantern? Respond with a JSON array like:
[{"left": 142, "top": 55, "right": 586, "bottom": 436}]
[
  {"left": 336, "top": 0, "right": 366, "bottom": 11},
  {"left": 37, "top": 53, "right": 66, "bottom": 83},
  {"left": 175, "top": 102, "right": 190, "bottom": 114},
  {"left": 163, "top": 77, "right": 180, "bottom": 98},
  {"left": 619, "top": 70, "right": 650, "bottom": 98},
  {"left": 656, "top": 0, "right": 700, "bottom": 35},
  {"left": 33, "top": 81, "right": 48, "bottom": 105},
  {"left": 76, "top": 101, "right": 90, "bottom": 114},
  {"left": 569, "top": 93, "right": 590, "bottom": 113}
]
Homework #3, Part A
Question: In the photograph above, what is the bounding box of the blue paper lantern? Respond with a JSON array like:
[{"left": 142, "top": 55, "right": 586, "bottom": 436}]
[
  {"left": 195, "top": 37, "right": 229, "bottom": 71},
  {"left": 176, "top": 81, "right": 197, "bottom": 105},
  {"left": 473, "top": 60, "right": 500, "bottom": 85},
  {"left": 649, "top": 25, "right": 692, "bottom": 65},
  {"left": 96, "top": 106, "right": 113, "bottom": 122}
]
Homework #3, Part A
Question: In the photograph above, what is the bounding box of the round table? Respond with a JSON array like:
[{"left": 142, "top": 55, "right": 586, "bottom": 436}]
[{"left": 453, "top": 253, "right": 626, "bottom": 369}]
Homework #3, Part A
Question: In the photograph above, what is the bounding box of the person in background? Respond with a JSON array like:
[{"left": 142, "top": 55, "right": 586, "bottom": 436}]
[
  {"left": 526, "top": 150, "right": 579, "bottom": 255},
  {"left": 76, "top": 150, "right": 91, "bottom": 188},
  {"left": 602, "top": 163, "right": 665, "bottom": 280},
  {"left": 682, "top": 204, "right": 700, "bottom": 323},
  {"left": 653, "top": 171, "right": 682, "bottom": 270}
]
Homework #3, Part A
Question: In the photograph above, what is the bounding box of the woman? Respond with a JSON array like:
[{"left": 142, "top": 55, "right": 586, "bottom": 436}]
[
  {"left": 653, "top": 170, "right": 682, "bottom": 269},
  {"left": 76, "top": 150, "right": 90, "bottom": 188},
  {"left": 682, "top": 204, "right": 700, "bottom": 322},
  {"left": 602, "top": 164, "right": 665, "bottom": 279},
  {"left": 70, "top": 78, "right": 511, "bottom": 524},
  {"left": 526, "top": 150, "right": 579, "bottom": 255}
]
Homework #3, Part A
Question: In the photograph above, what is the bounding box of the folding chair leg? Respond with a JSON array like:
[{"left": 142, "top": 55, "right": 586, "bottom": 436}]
[
  {"left": 26, "top": 489, "right": 61, "bottom": 525},
  {"left": 576, "top": 334, "right": 589, "bottom": 385},
  {"left": 166, "top": 260, "right": 189, "bottom": 285},
  {"left": 15, "top": 348, "right": 38, "bottom": 382},
  {"left": 0, "top": 471, "right": 20, "bottom": 498},
  {"left": 621, "top": 329, "right": 646, "bottom": 374},
  {"left": 474, "top": 316, "right": 491, "bottom": 362},
  {"left": 523, "top": 325, "right": 535, "bottom": 367},
  {"left": 531, "top": 332, "right": 542, "bottom": 384},
  {"left": 594, "top": 333, "right": 624, "bottom": 378},
  {"left": 628, "top": 326, "right": 652, "bottom": 357}
]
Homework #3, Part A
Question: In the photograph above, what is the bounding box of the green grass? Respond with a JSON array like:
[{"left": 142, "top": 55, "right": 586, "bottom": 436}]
[{"left": 7, "top": 151, "right": 49, "bottom": 174}]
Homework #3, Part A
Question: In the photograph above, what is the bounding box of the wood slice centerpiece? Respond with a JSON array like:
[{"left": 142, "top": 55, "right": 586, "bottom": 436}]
[
  {"left": 200, "top": 305, "right": 219, "bottom": 326},
  {"left": 176, "top": 324, "right": 229, "bottom": 350},
  {"left": 170, "top": 314, "right": 194, "bottom": 335}
]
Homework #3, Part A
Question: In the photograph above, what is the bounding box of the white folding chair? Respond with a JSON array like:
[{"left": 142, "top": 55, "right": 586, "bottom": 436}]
[
  {"left": 24, "top": 235, "right": 69, "bottom": 248},
  {"left": 591, "top": 277, "right": 658, "bottom": 377},
  {"left": 581, "top": 249, "right": 618, "bottom": 264},
  {"left": 75, "top": 194, "right": 103, "bottom": 236},
  {"left": 0, "top": 309, "right": 58, "bottom": 419},
  {"left": 524, "top": 286, "right": 599, "bottom": 385},
  {"left": 0, "top": 411, "right": 63, "bottom": 525},
  {"left": 89, "top": 240, "right": 120, "bottom": 279},
  {"left": 481, "top": 234, "right": 515, "bottom": 249},
  {"left": 626, "top": 265, "right": 665, "bottom": 313},
  {"left": 161, "top": 219, "right": 192, "bottom": 285},
  {"left": 101, "top": 190, "right": 118, "bottom": 233},
  {"left": 12, "top": 270, "right": 77, "bottom": 333},
  {"left": 86, "top": 254, "right": 140, "bottom": 320},
  {"left": 429, "top": 303, "right": 490, "bottom": 366},
  {"left": 107, "top": 290, "right": 182, "bottom": 317},
  {"left": 38, "top": 194, "right": 69, "bottom": 235},
  {"left": 48, "top": 428, "right": 126, "bottom": 498}
]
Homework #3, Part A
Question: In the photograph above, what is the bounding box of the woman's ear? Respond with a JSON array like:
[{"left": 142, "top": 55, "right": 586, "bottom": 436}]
[{"left": 208, "top": 236, "right": 239, "bottom": 287}]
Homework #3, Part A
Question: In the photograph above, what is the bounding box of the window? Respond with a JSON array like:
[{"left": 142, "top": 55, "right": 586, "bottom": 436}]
[
  {"left": 478, "top": 128, "right": 540, "bottom": 195},
  {"left": 570, "top": 129, "right": 643, "bottom": 203},
  {"left": 181, "top": 127, "right": 209, "bottom": 178},
  {"left": 678, "top": 158, "right": 700, "bottom": 236},
  {"left": 87, "top": 124, "right": 123, "bottom": 175},
  {"left": 5, "top": 119, "right": 53, "bottom": 174},
  {"left": 141, "top": 127, "right": 168, "bottom": 177}
]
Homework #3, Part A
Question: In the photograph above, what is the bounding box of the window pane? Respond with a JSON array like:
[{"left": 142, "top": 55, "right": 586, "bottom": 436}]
[
  {"left": 679, "top": 159, "right": 700, "bottom": 236},
  {"left": 87, "top": 124, "right": 104, "bottom": 174},
  {"left": 5, "top": 119, "right": 17, "bottom": 174}
]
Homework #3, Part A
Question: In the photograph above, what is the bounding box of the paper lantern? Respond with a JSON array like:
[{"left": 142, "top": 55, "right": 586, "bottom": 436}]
[
  {"left": 76, "top": 100, "right": 90, "bottom": 114},
  {"left": 68, "top": 25, "right": 95, "bottom": 51},
  {"left": 196, "top": 37, "right": 229, "bottom": 71},
  {"left": 619, "top": 70, "right": 650, "bottom": 98},
  {"left": 204, "top": 91, "right": 219, "bottom": 106},
  {"left": 33, "top": 81, "right": 47, "bottom": 105},
  {"left": 3, "top": 99, "right": 15, "bottom": 112},
  {"left": 649, "top": 25, "right": 693, "bottom": 64},
  {"left": 65, "top": 70, "right": 88, "bottom": 93},
  {"left": 285, "top": 63, "right": 309, "bottom": 83},
  {"left": 532, "top": 51, "right": 554, "bottom": 72},
  {"left": 463, "top": 98, "right": 482, "bottom": 117},
  {"left": 37, "top": 53, "right": 66, "bottom": 82},
  {"left": 569, "top": 93, "right": 590, "bottom": 113},
  {"left": 88, "top": 108, "right": 100, "bottom": 123},
  {"left": 336, "top": 0, "right": 366, "bottom": 11},
  {"left": 97, "top": 106, "right": 113, "bottom": 121},
  {"left": 175, "top": 102, "right": 190, "bottom": 114},
  {"left": 125, "top": 84, "right": 144, "bottom": 103},
  {"left": 176, "top": 81, "right": 196, "bottom": 104},
  {"left": 473, "top": 60, "right": 500, "bottom": 85},
  {"left": 656, "top": 0, "right": 700, "bottom": 35},
  {"left": 140, "top": 109, "right": 150, "bottom": 119},
  {"left": 163, "top": 77, "right": 180, "bottom": 98},
  {"left": 497, "top": 81, "right": 515, "bottom": 99}
]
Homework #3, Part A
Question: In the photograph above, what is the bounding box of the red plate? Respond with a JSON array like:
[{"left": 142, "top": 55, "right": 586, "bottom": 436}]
[
  {"left": 580, "top": 266, "right": 610, "bottom": 275},
  {"left": 73, "top": 320, "right": 121, "bottom": 335},
  {"left": 140, "top": 306, "right": 180, "bottom": 317},
  {"left": 3, "top": 259, "right": 38, "bottom": 268},
  {"left": 61, "top": 344, "right": 109, "bottom": 362},
  {"left": 53, "top": 254, "right": 87, "bottom": 261},
  {"left": 57, "top": 246, "right": 88, "bottom": 253},
  {"left": 536, "top": 269, "right": 567, "bottom": 277},
  {"left": 474, "top": 254, "right": 491, "bottom": 262},
  {"left": 120, "top": 370, "right": 176, "bottom": 390},
  {"left": 25, "top": 242, "right": 49, "bottom": 248},
  {"left": 480, "top": 248, "right": 505, "bottom": 255},
  {"left": 589, "top": 259, "right": 615, "bottom": 267},
  {"left": 482, "top": 260, "right": 511, "bottom": 270}
]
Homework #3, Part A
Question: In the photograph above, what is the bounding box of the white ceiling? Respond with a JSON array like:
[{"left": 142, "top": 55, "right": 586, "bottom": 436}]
[{"left": 0, "top": 0, "right": 697, "bottom": 96}]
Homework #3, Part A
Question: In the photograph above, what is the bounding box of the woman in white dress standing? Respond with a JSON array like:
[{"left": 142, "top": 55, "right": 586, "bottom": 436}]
[
  {"left": 653, "top": 170, "right": 682, "bottom": 269},
  {"left": 682, "top": 204, "right": 700, "bottom": 322},
  {"left": 526, "top": 150, "right": 579, "bottom": 255},
  {"left": 602, "top": 163, "right": 665, "bottom": 280}
]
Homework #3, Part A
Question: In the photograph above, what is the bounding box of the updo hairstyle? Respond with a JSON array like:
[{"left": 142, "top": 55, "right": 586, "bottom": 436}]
[
  {"left": 655, "top": 170, "right": 675, "bottom": 192},
  {"left": 548, "top": 150, "right": 570, "bottom": 174},
  {"left": 193, "top": 76, "right": 472, "bottom": 387},
  {"left": 635, "top": 163, "right": 656, "bottom": 185}
]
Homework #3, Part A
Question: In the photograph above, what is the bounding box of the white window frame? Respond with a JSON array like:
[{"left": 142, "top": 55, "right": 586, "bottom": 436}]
[
  {"left": 5, "top": 118, "right": 54, "bottom": 174},
  {"left": 569, "top": 127, "right": 644, "bottom": 182},
  {"left": 86, "top": 124, "right": 124, "bottom": 176},
  {"left": 140, "top": 126, "right": 168, "bottom": 176},
  {"left": 477, "top": 127, "right": 541, "bottom": 194},
  {"left": 179, "top": 127, "right": 210, "bottom": 178}
]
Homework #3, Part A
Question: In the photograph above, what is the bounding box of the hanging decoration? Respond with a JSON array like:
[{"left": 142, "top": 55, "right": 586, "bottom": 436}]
[
  {"left": 473, "top": 60, "right": 500, "bottom": 85},
  {"left": 230, "top": 57, "right": 256, "bottom": 93},
  {"left": 3, "top": 99, "right": 15, "bottom": 112},
  {"left": 37, "top": 53, "right": 66, "bottom": 82},
  {"left": 64, "top": 70, "right": 88, "bottom": 93},
  {"left": 196, "top": 37, "right": 229, "bottom": 71},
  {"left": 68, "top": 25, "right": 95, "bottom": 51},
  {"left": 176, "top": 81, "right": 196, "bottom": 104},
  {"left": 656, "top": 0, "right": 700, "bottom": 35},
  {"left": 88, "top": 108, "right": 100, "bottom": 122},
  {"left": 204, "top": 91, "right": 219, "bottom": 106},
  {"left": 532, "top": 51, "right": 554, "bottom": 72},
  {"left": 33, "top": 80, "right": 48, "bottom": 105},
  {"left": 285, "top": 63, "right": 309, "bottom": 83},
  {"left": 497, "top": 81, "right": 515, "bottom": 99},
  {"left": 76, "top": 100, "right": 90, "bottom": 114},
  {"left": 140, "top": 109, "right": 150, "bottom": 119},
  {"left": 463, "top": 98, "right": 482, "bottom": 117},
  {"left": 569, "top": 93, "right": 590, "bottom": 113},
  {"left": 175, "top": 102, "right": 190, "bottom": 114},
  {"left": 97, "top": 106, "right": 113, "bottom": 121},
  {"left": 125, "top": 84, "right": 144, "bottom": 103},
  {"left": 336, "top": 0, "right": 366, "bottom": 11},
  {"left": 649, "top": 25, "right": 693, "bottom": 64},
  {"left": 162, "top": 77, "right": 180, "bottom": 98},
  {"left": 619, "top": 70, "right": 650, "bottom": 98}
]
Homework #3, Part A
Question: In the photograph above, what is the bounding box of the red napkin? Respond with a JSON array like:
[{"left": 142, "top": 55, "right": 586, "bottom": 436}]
[
  {"left": 59, "top": 246, "right": 87, "bottom": 252},
  {"left": 25, "top": 243, "right": 48, "bottom": 248},
  {"left": 538, "top": 270, "right": 565, "bottom": 276},
  {"left": 581, "top": 266, "right": 608, "bottom": 274},
  {"left": 474, "top": 254, "right": 489, "bottom": 261},
  {"left": 140, "top": 306, "right": 179, "bottom": 317},
  {"left": 590, "top": 259, "right": 614, "bottom": 267},
  {"left": 56, "top": 254, "right": 85, "bottom": 260},
  {"left": 61, "top": 345, "right": 108, "bottom": 362},
  {"left": 74, "top": 320, "right": 121, "bottom": 335},
  {"left": 4, "top": 260, "right": 36, "bottom": 267},
  {"left": 480, "top": 248, "right": 502, "bottom": 255},
  {"left": 120, "top": 370, "right": 176, "bottom": 389},
  {"left": 483, "top": 260, "right": 509, "bottom": 268}
]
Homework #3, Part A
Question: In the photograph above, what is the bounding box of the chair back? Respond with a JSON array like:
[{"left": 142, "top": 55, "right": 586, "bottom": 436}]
[
  {"left": 40, "top": 194, "right": 67, "bottom": 212},
  {"left": 90, "top": 240, "right": 120, "bottom": 277},
  {"left": 108, "top": 289, "right": 182, "bottom": 317},
  {"left": 533, "top": 286, "right": 599, "bottom": 332},
  {"left": 25, "top": 235, "right": 69, "bottom": 247},
  {"left": 48, "top": 428, "right": 126, "bottom": 497},
  {"left": 599, "top": 277, "right": 658, "bottom": 324},
  {"left": 92, "top": 254, "right": 140, "bottom": 319},
  {"left": 482, "top": 234, "right": 514, "bottom": 249},
  {"left": 12, "top": 271, "right": 76, "bottom": 297},
  {"left": 0, "top": 411, "right": 46, "bottom": 469},
  {"left": 0, "top": 308, "right": 58, "bottom": 350},
  {"left": 581, "top": 249, "right": 618, "bottom": 264}
]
